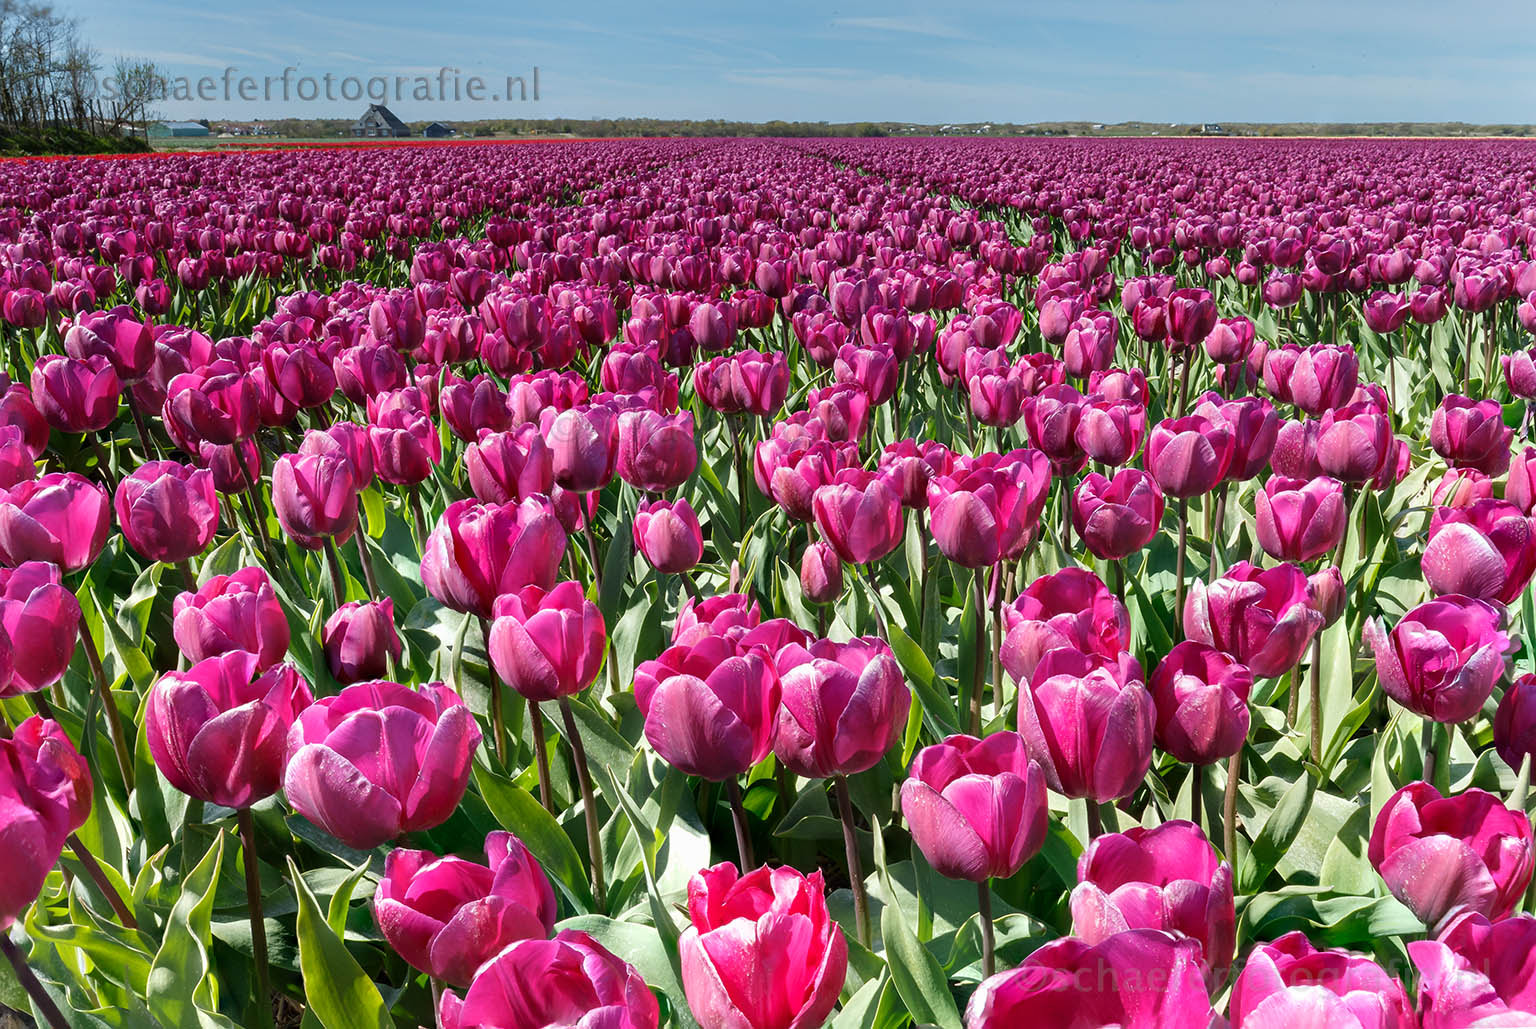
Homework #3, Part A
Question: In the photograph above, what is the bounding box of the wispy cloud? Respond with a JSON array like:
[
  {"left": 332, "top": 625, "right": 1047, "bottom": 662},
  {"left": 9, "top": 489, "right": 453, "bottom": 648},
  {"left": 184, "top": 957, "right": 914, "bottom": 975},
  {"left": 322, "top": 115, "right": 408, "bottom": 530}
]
[{"left": 829, "top": 16, "right": 978, "bottom": 40}]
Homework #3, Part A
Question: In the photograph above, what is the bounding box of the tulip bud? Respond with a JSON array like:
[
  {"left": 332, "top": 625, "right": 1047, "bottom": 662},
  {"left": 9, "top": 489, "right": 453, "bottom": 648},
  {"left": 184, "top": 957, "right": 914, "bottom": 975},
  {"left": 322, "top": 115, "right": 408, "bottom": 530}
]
[
  {"left": 1432, "top": 396, "right": 1514, "bottom": 477},
  {"left": 639, "top": 644, "right": 778, "bottom": 781},
  {"left": 1145, "top": 414, "right": 1234, "bottom": 498},
  {"left": 0, "top": 561, "right": 80, "bottom": 694},
  {"left": 30, "top": 353, "right": 119, "bottom": 433},
  {"left": 1232, "top": 932, "right": 1414, "bottom": 1029},
  {"left": 1150, "top": 643, "right": 1252, "bottom": 766},
  {"left": 322, "top": 599, "right": 402, "bottom": 685},
  {"left": 616, "top": 409, "right": 696, "bottom": 493},
  {"left": 1018, "top": 649, "right": 1152, "bottom": 802},
  {"left": 1255, "top": 475, "right": 1347, "bottom": 563},
  {"left": 1184, "top": 561, "right": 1323, "bottom": 678},
  {"left": 544, "top": 404, "right": 619, "bottom": 493},
  {"left": 812, "top": 472, "right": 903, "bottom": 565},
  {"left": 800, "top": 540, "right": 843, "bottom": 605}
]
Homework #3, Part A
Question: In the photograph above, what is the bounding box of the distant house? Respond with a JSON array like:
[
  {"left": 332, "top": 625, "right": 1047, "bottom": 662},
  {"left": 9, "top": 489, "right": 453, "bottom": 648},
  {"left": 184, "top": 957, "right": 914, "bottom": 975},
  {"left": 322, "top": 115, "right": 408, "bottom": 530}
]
[
  {"left": 422, "top": 121, "right": 456, "bottom": 138},
  {"left": 147, "top": 120, "right": 210, "bottom": 138},
  {"left": 351, "top": 104, "right": 411, "bottom": 138},
  {"left": 1200, "top": 123, "right": 1229, "bottom": 136}
]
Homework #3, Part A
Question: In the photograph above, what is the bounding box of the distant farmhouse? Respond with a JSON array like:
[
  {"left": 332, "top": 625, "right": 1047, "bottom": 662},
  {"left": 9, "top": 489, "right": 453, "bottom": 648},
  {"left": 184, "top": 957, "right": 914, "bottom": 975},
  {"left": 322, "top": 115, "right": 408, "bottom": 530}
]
[
  {"left": 148, "top": 120, "right": 210, "bottom": 138},
  {"left": 423, "top": 121, "right": 456, "bottom": 138},
  {"left": 352, "top": 104, "right": 411, "bottom": 138},
  {"left": 1200, "top": 123, "right": 1230, "bottom": 136}
]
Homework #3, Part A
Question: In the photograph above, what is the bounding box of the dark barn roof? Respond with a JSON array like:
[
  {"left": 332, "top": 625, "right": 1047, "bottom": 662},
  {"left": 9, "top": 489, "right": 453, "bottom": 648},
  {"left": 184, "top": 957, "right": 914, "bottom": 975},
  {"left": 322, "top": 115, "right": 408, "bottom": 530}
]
[{"left": 355, "top": 104, "right": 410, "bottom": 136}]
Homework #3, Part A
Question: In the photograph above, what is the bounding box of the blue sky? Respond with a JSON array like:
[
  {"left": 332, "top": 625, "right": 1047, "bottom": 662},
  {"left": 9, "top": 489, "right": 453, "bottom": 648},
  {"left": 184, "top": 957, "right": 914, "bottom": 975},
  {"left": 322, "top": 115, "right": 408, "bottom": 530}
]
[{"left": 77, "top": 0, "right": 1536, "bottom": 124}]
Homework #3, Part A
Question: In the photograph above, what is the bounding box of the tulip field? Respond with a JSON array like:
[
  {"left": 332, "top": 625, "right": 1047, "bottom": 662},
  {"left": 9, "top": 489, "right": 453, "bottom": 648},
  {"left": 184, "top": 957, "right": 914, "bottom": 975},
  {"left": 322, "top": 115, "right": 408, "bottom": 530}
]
[{"left": 5, "top": 135, "right": 1536, "bottom": 1027}]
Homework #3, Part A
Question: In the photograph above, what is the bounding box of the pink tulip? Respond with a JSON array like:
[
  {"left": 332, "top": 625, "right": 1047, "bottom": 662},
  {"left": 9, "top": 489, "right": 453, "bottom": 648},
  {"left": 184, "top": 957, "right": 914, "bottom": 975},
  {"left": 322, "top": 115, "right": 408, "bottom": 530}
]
[
  {"left": 147, "top": 651, "right": 313, "bottom": 809},
  {"left": 774, "top": 636, "right": 910, "bottom": 778},
  {"left": 1022, "top": 383, "right": 1088, "bottom": 473},
  {"left": 1232, "top": 931, "right": 1414, "bottom": 1029},
  {"left": 672, "top": 593, "right": 760, "bottom": 648},
  {"left": 616, "top": 409, "right": 696, "bottom": 493},
  {"left": 374, "top": 832, "right": 556, "bottom": 988},
  {"left": 1364, "top": 595, "right": 1511, "bottom": 723},
  {"left": 1432, "top": 396, "right": 1514, "bottom": 477},
  {"left": 1194, "top": 393, "right": 1278, "bottom": 482},
  {"left": 113, "top": 460, "right": 219, "bottom": 564},
  {"left": 1422, "top": 499, "right": 1536, "bottom": 605},
  {"left": 1432, "top": 467, "right": 1492, "bottom": 509},
  {"left": 30, "top": 353, "right": 119, "bottom": 433},
  {"left": 1495, "top": 672, "right": 1536, "bottom": 776},
  {"left": 639, "top": 644, "right": 779, "bottom": 781},
  {"left": 0, "top": 471, "right": 110, "bottom": 571},
  {"left": 811, "top": 472, "right": 903, "bottom": 565},
  {"left": 0, "top": 562, "right": 80, "bottom": 694},
  {"left": 799, "top": 540, "right": 843, "bottom": 605},
  {"left": 1254, "top": 475, "right": 1347, "bottom": 563},
  {"left": 544, "top": 404, "right": 619, "bottom": 492},
  {"left": 1370, "top": 782, "right": 1534, "bottom": 931},
  {"left": 1071, "top": 820, "right": 1236, "bottom": 978},
  {"left": 1075, "top": 397, "right": 1146, "bottom": 467},
  {"left": 1288, "top": 344, "right": 1360, "bottom": 416},
  {"left": 271, "top": 451, "right": 359, "bottom": 549},
  {"left": 901, "top": 732, "right": 1047, "bottom": 882},
  {"left": 1411, "top": 912, "right": 1536, "bottom": 1027},
  {"left": 171, "top": 567, "right": 289, "bottom": 671},
  {"left": 437, "top": 930, "right": 659, "bottom": 1029},
  {"left": 1184, "top": 561, "right": 1324, "bottom": 678},
  {"left": 466, "top": 424, "right": 553, "bottom": 505},
  {"left": 1503, "top": 348, "right": 1536, "bottom": 400},
  {"left": 967, "top": 930, "right": 1218, "bottom": 1028},
  {"left": 632, "top": 498, "right": 703, "bottom": 574},
  {"left": 487, "top": 581, "right": 605, "bottom": 702},
  {"left": 1018, "top": 648, "right": 1152, "bottom": 801},
  {"left": 421, "top": 498, "right": 566, "bottom": 618},
  {"left": 1150, "top": 642, "right": 1252, "bottom": 766},
  {"left": 1000, "top": 568, "right": 1130, "bottom": 685},
  {"left": 680, "top": 863, "right": 847, "bottom": 1029},
  {"left": 0, "top": 716, "right": 93, "bottom": 930},
  {"left": 1072, "top": 468, "right": 1164, "bottom": 561},
  {"left": 1145, "top": 414, "right": 1234, "bottom": 498},
  {"left": 926, "top": 464, "right": 1036, "bottom": 568},
  {"left": 322, "top": 599, "right": 402, "bottom": 685},
  {"left": 284, "top": 680, "right": 480, "bottom": 849}
]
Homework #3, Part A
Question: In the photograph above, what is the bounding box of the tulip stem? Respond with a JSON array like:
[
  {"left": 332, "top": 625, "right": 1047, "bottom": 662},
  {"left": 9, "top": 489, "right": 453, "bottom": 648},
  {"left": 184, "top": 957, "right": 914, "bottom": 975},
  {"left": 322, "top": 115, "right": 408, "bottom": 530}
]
[
  {"left": 558, "top": 697, "right": 607, "bottom": 912},
  {"left": 1286, "top": 665, "right": 1301, "bottom": 728},
  {"left": 431, "top": 978, "right": 445, "bottom": 1029},
  {"left": 725, "top": 778, "right": 755, "bottom": 869},
  {"left": 580, "top": 501, "right": 604, "bottom": 593},
  {"left": 527, "top": 700, "right": 555, "bottom": 814},
  {"left": 67, "top": 835, "right": 137, "bottom": 929},
  {"left": 1209, "top": 486, "right": 1228, "bottom": 578},
  {"left": 353, "top": 532, "right": 379, "bottom": 598},
  {"left": 124, "top": 391, "right": 162, "bottom": 461},
  {"left": 322, "top": 537, "right": 348, "bottom": 611},
  {"left": 970, "top": 570, "right": 986, "bottom": 735},
  {"left": 476, "top": 617, "right": 509, "bottom": 765},
  {"left": 1514, "top": 753, "right": 1532, "bottom": 813},
  {"left": 833, "top": 775, "right": 871, "bottom": 948},
  {"left": 1223, "top": 750, "right": 1241, "bottom": 863},
  {"left": 408, "top": 487, "right": 429, "bottom": 553},
  {"left": 1173, "top": 497, "right": 1189, "bottom": 639},
  {"left": 1085, "top": 800, "right": 1104, "bottom": 840},
  {"left": 175, "top": 559, "right": 198, "bottom": 593},
  {"left": 978, "top": 880, "right": 996, "bottom": 978},
  {"left": 858, "top": 563, "right": 888, "bottom": 638},
  {"left": 991, "top": 567, "right": 1004, "bottom": 725},
  {"left": 77, "top": 623, "right": 135, "bottom": 792},
  {"left": 1189, "top": 764, "right": 1203, "bottom": 832},
  {"left": 1308, "top": 635, "right": 1324, "bottom": 769},
  {"left": 1175, "top": 352, "right": 1192, "bottom": 418},
  {"left": 0, "top": 934, "right": 71, "bottom": 1029},
  {"left": 237, "top": 808, "right": 276, "bottom": 1029}
]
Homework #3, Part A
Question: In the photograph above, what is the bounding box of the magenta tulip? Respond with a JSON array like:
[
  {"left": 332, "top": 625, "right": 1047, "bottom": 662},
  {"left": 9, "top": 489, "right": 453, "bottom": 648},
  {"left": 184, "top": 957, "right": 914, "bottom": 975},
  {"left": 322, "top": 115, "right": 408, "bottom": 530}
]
[
  {"left": 901, "top": 732, "right": 1047, "bottom": 882},
  {"left": 1071, "top": 820, "right": 1236, "bottom": 977},
  {"left": 774, "top": 636, "right": 910, "bottom": 778},
  {"left": 966, "top": 930, "right": 1217, "bottom": 1028},
  {"left": 1255, "top": 475, "right": 1347, "bottom": 563},
  {"left": 374, "top": 832, "right": 556, "bottom": 988},
  {"left": 1364, "top": 595, "right": 1511, "bottom": 723},
  {"left": 1145, "top": 414, "right": 1234, "bottom": 498},
  {"left": 632, "top": 498, "right": 703, "bottom": 574},
  {"left": 284, "top": 680, "right": 480, "bottom": 849},
  {"left": 1422, "top": 499, "right": 1536, "bottom": 605},
  {"left": 1370, "top": 781, "right": 1534, "bottom": 931},
  {"left": 0, "top": 471, "right": 110, "bottom": 572},
  {"left": 1150, "top": 642, "right": 1253, "bottom": 766},
  {"left": 437, "top": 930, "right": 659, "bottom": 1029},
  {"left": 1184, "top": 561, "right": 1324, "bottom": 678},
  {"left": 0, "top": 561, "right": 80, "bottom": 694},
  {"left": 171, "top": 567, "right": 289, "bottom": 671},
  {"left": 639, "top": 644, "right": 779, "bottom": 780},
  {"left": 1432, "top": 396, "right": 1514, "bottom": 477},
  {"left": 616, "top": 409, "right": 697, "bottom": 493},
  {"left": 1232, "top": 931, "right": 1414, "bottom": 1029},
  {"left": 544, "top": 404, "right": 619, "bottom": 492},
  {"left": 1411, "top": 912, "right": 1536, "bottom": 1027},
  {"left": 146, "top": 651, "right": 313, "bottom": 809},
  {"left": 680, "top": 862, "right": 847, "bottom": 1029},
  {"left": 322, "top": 599, "right": 402, "bottom": 685},
  {"left": 421, "top": 498, "right": 566, "bottom": 618},
  {"left": 487, "top": 581, "right": 605, "bottom": 702},
  {"left": 271, "top": 451, "right": 359, "bottom": 550},
  {"left": 1072, "top": 468, "right": 1164, "bottom": 561},
  {"left": 113, "top": 460, "right": 219, "bottom": 564},
  {"left": 811, "top": 472, "right": 903, "bottom": 565},
  {"left": 30, "top": 353, "right": 119, "bottom": 433},
  {"left": 1000, "top": 568, "right": 1131, "bottom": 685}
]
